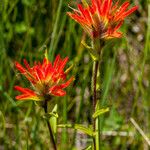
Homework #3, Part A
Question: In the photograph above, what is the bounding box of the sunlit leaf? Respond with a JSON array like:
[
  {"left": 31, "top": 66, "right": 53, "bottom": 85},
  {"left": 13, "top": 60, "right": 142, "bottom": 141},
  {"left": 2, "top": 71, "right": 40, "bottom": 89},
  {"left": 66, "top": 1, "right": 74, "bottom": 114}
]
[
  {"left": 50, "top": 105, "right": 58, "bottom": 134},
  {"left": 92, "top": 107, "right": 109, "bottom": 118},
  {"left": 57, "top": 124, "right": 93, "bottom": 136},
  {"left": 83, "top": 145, "right": 92, "bottom": 150}
]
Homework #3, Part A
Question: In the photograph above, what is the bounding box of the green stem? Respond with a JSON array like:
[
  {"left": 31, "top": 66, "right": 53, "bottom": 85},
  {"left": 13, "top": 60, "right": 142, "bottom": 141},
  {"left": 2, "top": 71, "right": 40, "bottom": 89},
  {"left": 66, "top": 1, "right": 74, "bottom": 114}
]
[
  {"left": 92, "top": 39, "right": 104, "bottom": 150},
  {"left": 92, "top": 60, "right": 100, "bottom": 150},
  {"left": 43, "top": 100, "right": 57, "bottom": 150}
]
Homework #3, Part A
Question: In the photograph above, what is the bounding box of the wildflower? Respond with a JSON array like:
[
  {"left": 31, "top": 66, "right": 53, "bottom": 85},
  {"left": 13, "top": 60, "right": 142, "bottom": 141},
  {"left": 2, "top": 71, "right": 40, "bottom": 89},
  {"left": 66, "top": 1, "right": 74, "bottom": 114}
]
[
  {"left": 14, "top": 54, "right": 74, "bottom": 101},
  {"left": 67, "top": 0, "right": 138, "bottom": 39}
]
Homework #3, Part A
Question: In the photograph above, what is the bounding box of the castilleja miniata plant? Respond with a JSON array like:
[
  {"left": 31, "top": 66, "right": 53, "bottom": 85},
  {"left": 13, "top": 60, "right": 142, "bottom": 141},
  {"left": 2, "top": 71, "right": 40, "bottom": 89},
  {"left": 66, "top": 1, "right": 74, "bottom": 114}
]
[
  {"left": 15, "top": 53, "right": 74, "bottom": 150},
  {"left": 68, "top": 0, "right": 138, "bottom": 149}
]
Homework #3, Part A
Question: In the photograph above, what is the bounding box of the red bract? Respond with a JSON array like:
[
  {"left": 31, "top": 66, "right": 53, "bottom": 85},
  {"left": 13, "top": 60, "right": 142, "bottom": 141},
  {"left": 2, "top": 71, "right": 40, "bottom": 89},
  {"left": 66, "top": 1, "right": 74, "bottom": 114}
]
[
  {"left": 67, "top": 0, "right": 138, "bottom": 39},
  {"left": 14, "top": 55, "right": 74, "bottom": 101}
]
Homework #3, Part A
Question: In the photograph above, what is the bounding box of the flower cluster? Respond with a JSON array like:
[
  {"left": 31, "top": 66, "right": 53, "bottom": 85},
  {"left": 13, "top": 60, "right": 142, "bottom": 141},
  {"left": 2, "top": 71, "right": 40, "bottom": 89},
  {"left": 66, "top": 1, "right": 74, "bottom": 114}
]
[
  {"left": 15, "top": 55, "right": 74, "bottom": 101},
  {"left": 68, "top": 0, "right": 138, "bottom": 39}
]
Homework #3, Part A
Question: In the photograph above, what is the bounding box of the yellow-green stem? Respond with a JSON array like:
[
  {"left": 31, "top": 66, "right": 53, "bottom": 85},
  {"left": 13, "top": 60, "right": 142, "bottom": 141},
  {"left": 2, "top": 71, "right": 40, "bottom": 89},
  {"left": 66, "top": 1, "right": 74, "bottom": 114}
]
[
  {"left": 92, "top": 60, "right": 100, "bottom": 150},
  {"left": 92, "top": 62, "right": 98, "bottom": 149},
  {"left": 92, "top": 39, "right": 104, "bottom": 150}
]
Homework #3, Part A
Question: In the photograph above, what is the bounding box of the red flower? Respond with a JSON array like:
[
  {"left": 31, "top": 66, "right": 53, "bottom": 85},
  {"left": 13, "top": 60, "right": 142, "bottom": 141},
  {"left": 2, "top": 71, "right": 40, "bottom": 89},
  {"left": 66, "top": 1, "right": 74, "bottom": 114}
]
[
  {"left": 14, "top": 55, "right": 74, "bottom": 101},
  {"left": 67, "top": 0, "right": 138, "bottom": 39}
]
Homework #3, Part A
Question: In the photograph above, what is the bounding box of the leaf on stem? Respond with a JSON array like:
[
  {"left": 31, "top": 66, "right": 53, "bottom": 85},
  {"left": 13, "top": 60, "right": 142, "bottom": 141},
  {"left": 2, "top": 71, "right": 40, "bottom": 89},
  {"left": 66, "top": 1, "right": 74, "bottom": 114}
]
[
  {"left": 42, "top": 105, "right": 58, "bottom": 134},
  {"left": 57, "top": 124, "right": 93, "bottom": 136},
  {"left": 81, "top": 40, "right": 99, "bottom": 61},
  {"left": 92, "top": 107, "right": 109, "bottom": 119},
  {"left": 83, "top": 145, "right": 92, "bottom": 150},
  {"left": 50, "top": 105, "right": 58, "bottom": 134}
]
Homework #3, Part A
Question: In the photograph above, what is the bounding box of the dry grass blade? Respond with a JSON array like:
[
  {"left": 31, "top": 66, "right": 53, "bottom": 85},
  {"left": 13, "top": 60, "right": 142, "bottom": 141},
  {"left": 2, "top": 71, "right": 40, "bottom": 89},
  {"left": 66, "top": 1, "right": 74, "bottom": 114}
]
[{"left": 130, "top": 118, "right": 150, "bottom": 146}]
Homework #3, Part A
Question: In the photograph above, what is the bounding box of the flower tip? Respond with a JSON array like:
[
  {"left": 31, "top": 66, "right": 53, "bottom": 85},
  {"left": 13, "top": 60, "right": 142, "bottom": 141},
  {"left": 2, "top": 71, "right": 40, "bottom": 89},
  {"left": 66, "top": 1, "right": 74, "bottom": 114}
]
[
  {"left": 134, "top": 5, "right": 138, "bottom": 11},
  {"left": 14, "top": 86, "right": 24, "bottom": 92},
  {"left": 69, "top": 76, "right": 75, "bottom": 83},
  {"left": 67, "top": 12, "right": 73, "bottom": 17},
  {"left": 132, "top": 5, "right": 138, "bottom": 12},
  {"left": 44, "top": 50, "right": 48, "bottom": 60},
  {"left": 15, "top": 95, "right": 24, "bottom": 100},
  {"left": 56, "top": 54, "right": 61, "bottom": 58},
  {"left": 15, "top": 96, "right": 20, "bottom": 100}
]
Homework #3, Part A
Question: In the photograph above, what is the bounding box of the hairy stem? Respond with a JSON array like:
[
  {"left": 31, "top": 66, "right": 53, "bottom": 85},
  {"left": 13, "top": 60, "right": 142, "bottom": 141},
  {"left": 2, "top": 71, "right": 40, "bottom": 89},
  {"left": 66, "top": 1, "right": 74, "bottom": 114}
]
[{"left": 43, "top": 100, "right": 57, "bottom": 150}]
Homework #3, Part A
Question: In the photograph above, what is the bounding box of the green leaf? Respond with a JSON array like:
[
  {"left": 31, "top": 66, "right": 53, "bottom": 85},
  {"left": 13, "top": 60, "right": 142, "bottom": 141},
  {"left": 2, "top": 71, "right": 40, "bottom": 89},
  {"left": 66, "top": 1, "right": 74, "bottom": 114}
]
[
  {"left": 57, "top": 124, "right": 93, "bottom": 136},
  {"left": 0, "top": 111, "right": 5, "bottom": 137},
  {"left": 83, "top": 145, "right": 92, "bottom": 150},
  {"left": 50, "top": 105, "right": 58, "bottom": 135},
  {"left": 43, "top": 112, "right": 58, "bottom": 119},
  {"left": 34, "top": 101, "right": 43, "bottom": 107},
  {"left": 57, "top": 124, "right": 72, "bottom": 128},
  {"left": 92, "top": 107, "right": 109, "bottom": 119},
  {"left": 42, "top": 105, "right": 58, "bottom": 134},
  {"left": 75, "top": 124, "right": 93, "bottom": 136},
  {"left": 81, "top": 40, "right": 99, "bottom": 61}
]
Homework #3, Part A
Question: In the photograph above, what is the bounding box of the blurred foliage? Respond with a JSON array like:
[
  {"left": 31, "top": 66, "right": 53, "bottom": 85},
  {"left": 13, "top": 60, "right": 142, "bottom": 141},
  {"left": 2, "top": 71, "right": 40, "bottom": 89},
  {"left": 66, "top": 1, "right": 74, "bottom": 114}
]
[{"left": 0, "top": 0, "right": 150, "bottom": 149}]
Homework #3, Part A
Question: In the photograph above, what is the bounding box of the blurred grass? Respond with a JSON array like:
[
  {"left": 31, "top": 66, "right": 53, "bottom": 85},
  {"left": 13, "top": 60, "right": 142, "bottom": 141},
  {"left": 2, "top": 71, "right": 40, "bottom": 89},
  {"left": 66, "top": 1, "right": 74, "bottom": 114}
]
[{"left": 0, "top": 0, "right": 150, "bottom": 149}]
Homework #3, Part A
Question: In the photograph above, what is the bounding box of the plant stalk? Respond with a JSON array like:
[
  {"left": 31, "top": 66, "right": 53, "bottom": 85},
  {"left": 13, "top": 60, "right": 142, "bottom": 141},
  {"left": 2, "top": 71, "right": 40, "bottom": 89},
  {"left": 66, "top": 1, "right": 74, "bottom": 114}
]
[
  {"left": 92, "top": 39, "right": 104, "bottom": 150},
  {"left": 43, "top": 100, "right": 57, "bottom": 150},
  {"left": 92, "top": 60, "right": 100, "bottom": 150},
  {"left": 92, "top": 60, "right": 99, "bottom": 119}
]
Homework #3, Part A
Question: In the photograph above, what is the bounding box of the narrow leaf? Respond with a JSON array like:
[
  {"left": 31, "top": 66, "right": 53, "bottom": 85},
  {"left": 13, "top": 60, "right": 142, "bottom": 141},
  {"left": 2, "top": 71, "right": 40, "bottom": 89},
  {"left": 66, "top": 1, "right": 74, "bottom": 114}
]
[
  {"left": 57, "top": 124, "right": 93, "bottom": 136},
  {"left": 83, "top": 145, "right": 92, "bottom": 150},
  {"left": 50, "top": 104, "right": 58, "bottom": 134},
  {"left": 75, "top": 124, "right": 93, "bottom": 136},
  {"left": 81, "top": 40, "right": 99, "bottom": 61},
  {"left": 92, "top": 107, "right": 109, "bottom": 118}
]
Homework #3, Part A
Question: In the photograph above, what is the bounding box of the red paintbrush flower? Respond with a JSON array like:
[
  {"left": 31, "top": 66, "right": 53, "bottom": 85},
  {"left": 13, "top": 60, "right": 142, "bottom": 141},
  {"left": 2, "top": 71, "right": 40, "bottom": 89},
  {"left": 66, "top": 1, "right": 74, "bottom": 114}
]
[
  {"left": 14, "top": 54, "right": 74, "bottom": 101},
  {"left": 67, "top": 0, "right": 138, "bottom": 39}
]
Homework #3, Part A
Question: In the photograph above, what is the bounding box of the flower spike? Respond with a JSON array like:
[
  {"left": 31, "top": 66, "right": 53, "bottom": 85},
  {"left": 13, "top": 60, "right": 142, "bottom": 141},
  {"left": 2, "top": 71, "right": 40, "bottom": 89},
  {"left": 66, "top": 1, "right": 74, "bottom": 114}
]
[
  {"left": 15, "top": 54, "right": 74, "bottom": 101},
  {"left": 67, "top": 0, "right": 138, "bottom": 39}
]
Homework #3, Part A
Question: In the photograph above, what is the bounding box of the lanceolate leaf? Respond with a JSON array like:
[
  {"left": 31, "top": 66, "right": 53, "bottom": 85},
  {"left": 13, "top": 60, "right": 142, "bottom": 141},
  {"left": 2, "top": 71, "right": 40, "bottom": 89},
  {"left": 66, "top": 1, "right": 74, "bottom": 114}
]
[
  {"left": 92, "top": 108, "right": 109, "bottom": 119},
  {"left": 43, "top": 112, "right": 58, "bottom": 120},
  {"left": 57, "top": 124, "right": 93, "bottom": 136},
  {"left": 81, "top": 40, "right": 99, "bottom": 61},
  {"left": 43, "top": 105, "right": 58, "bottom": 135},
  {"left": 83, "top": 145, "right": 92, "bottom": 150},
  {"left": 50, "top": 104, "right": 58, "bottom": 134},
  {"left": 75, "top": 124, "right": 93, "bottom": 136}
]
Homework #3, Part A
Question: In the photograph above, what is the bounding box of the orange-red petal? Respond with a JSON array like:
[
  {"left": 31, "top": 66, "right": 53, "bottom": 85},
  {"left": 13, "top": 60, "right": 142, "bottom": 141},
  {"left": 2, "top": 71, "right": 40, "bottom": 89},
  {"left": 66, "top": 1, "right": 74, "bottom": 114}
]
[{"left": 14, "top": 86, "right": 41, "bottom": 101}]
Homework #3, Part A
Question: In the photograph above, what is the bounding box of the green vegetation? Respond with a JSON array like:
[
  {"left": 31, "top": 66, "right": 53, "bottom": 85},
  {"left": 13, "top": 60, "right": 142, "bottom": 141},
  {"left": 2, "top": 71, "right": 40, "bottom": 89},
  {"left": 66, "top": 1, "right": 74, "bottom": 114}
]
[{"left": 0, "top": 0, "right": 149, "bottom": 149}]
